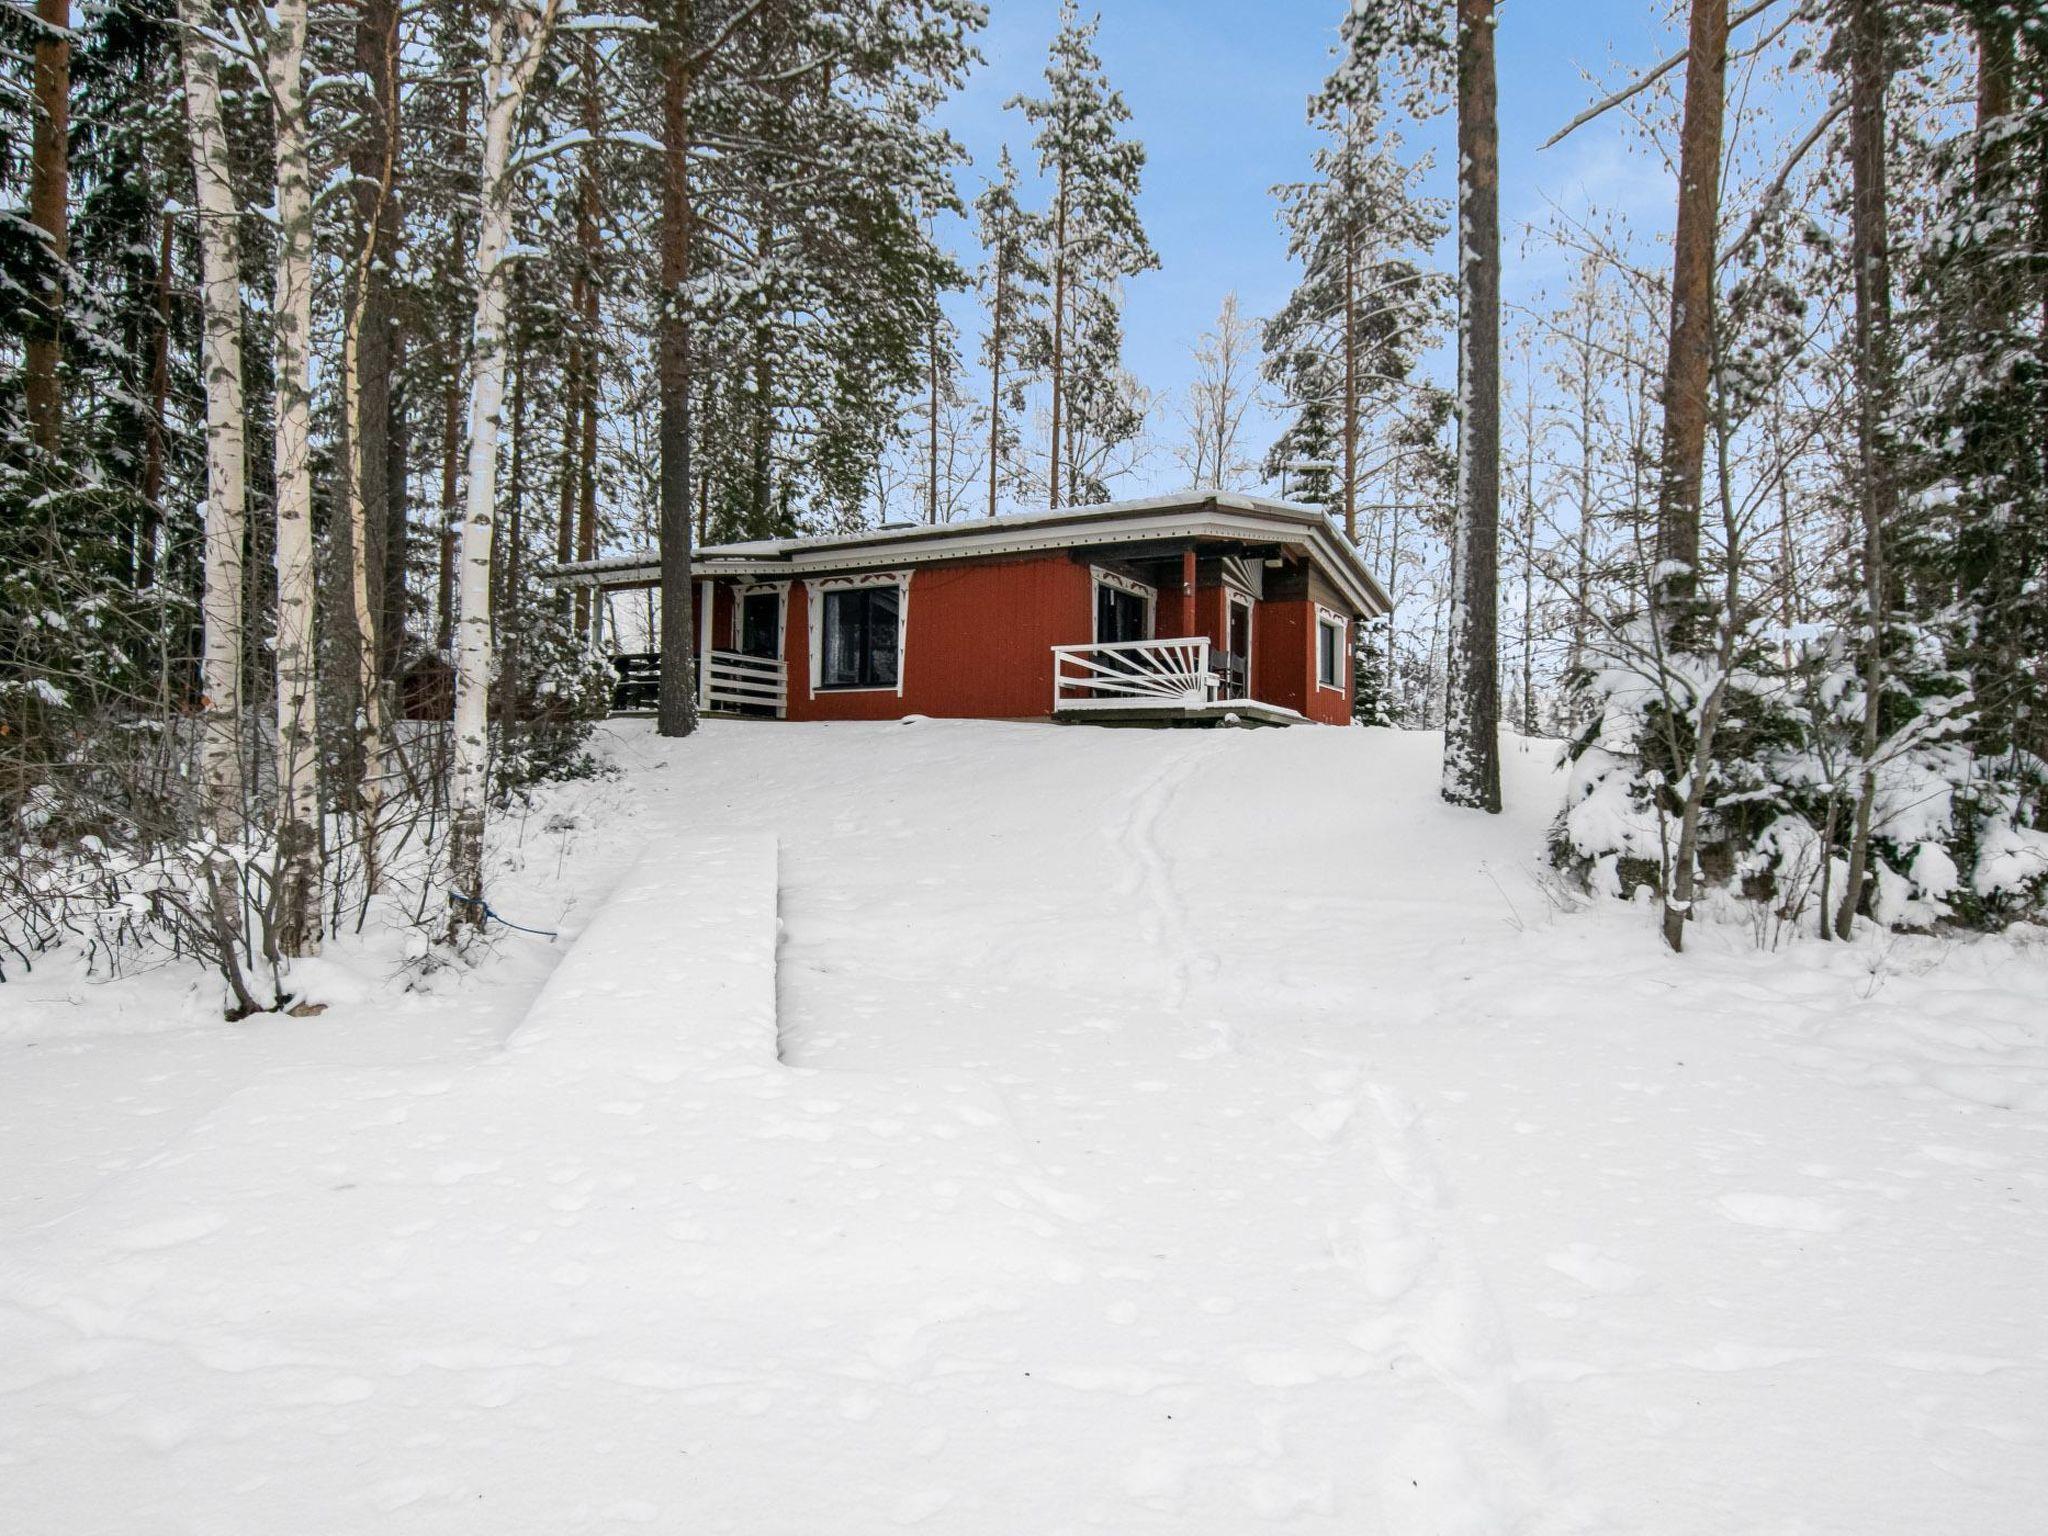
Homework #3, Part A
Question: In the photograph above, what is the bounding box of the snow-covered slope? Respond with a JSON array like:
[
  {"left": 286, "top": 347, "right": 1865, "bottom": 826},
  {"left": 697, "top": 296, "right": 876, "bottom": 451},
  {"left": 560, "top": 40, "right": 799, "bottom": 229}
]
[{"left": 3, "top": 720, "right": 2044, "bottom": 1534}]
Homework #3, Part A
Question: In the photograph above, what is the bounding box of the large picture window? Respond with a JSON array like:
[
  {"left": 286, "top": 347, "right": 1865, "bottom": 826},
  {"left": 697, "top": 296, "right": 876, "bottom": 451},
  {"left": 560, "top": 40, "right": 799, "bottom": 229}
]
[{"left": 821, "top": 584, "right": 901, "bottom": 689}]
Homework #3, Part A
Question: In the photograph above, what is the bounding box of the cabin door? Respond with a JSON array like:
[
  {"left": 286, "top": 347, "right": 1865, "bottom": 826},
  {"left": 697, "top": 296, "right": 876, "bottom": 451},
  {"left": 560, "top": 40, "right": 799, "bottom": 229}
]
[
  {"left": 1095, "top": 582, "right": 1149, "bottom": 645},
  {"left": 739, "top": 588, "right": 781, "bottom": 659},
  {"left": 1223, "top": 593, "right": 1251, "bottom": 698}
]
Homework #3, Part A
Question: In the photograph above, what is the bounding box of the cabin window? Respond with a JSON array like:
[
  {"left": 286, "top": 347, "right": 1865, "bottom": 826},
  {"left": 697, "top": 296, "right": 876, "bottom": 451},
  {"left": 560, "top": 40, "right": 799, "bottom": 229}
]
[
  {"left": 1316, "top": 611, "right": 1345, "bottom": 690},
  {"left": 820, "top": 585, "right": 901, "bottom": 689},
  {"left": 1092, "top": 569, "right": 1154, "bottom": 644}
]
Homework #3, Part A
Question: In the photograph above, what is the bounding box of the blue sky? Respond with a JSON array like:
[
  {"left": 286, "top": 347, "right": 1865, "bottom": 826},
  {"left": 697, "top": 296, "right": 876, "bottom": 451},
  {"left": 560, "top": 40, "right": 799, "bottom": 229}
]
[{"left": 930, "top": 0, "right": 1688, "bottom": 493}]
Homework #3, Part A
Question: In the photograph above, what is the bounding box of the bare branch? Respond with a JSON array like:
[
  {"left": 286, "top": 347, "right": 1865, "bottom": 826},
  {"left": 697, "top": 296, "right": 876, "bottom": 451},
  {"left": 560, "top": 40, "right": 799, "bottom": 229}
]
[{"left": 1540, "top": 0, "right": 1782, "bottom": 152}]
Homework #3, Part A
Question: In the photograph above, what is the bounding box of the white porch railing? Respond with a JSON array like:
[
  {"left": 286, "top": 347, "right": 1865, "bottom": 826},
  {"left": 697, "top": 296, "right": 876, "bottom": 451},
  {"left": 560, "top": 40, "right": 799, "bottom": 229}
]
[
  {"left": 1052, "top": 637, "right": 1217, "bottom": 713},
  {"left": 702, "top": 649, "right": 787, "bottom": 716}
]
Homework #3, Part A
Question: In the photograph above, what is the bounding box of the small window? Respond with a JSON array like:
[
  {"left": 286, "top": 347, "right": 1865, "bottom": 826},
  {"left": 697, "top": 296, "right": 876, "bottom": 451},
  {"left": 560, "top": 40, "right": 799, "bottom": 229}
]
[
  {"left": 1317, "top": 615, "right": 1345, "bottom": 689},
  {"left": 821, "top": 585, "right": 900, "bottom": 688}
]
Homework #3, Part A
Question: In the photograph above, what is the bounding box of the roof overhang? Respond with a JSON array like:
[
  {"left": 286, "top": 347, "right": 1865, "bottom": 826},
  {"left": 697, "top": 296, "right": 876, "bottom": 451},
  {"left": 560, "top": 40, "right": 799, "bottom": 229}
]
[{"left": 541, "top": 492, "right": 1392, "bottom": 617}]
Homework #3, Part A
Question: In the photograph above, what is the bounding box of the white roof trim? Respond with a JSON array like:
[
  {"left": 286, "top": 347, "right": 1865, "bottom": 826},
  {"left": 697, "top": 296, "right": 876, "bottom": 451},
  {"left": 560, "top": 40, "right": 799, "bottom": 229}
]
[{"left": 544, "top": 492, "right": 1392, "bottom": 616}]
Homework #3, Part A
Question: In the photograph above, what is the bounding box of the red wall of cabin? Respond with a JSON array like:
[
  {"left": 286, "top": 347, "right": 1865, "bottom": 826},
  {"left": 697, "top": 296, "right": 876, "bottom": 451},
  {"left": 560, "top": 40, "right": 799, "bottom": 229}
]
[
  {"left": 704, "top": 551, "right": 1355, "bottom": 724},
  {"left": 1249, "top": 599, "right": 1350, "bottom": 724},
  {"left": 1255, "top": 600, "right": 1310, "bottom": 715},
  {"left": 784, "top": 553, "right": 1094, "bottom": 721},
  {"left": 710, "top": 581, "right": 736, "bottom": 649}
]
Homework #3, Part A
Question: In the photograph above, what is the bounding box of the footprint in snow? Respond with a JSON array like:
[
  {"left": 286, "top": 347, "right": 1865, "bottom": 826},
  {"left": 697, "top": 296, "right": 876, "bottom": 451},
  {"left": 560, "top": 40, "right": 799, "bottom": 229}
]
[
  {"left": 1918, "top": 1144, "right": 2013, "bottom": 1171},
  {"left": 1544, "top": 1243, "right": 1644, "bottom": 1295},
  {"left": 108, "top": 1210, "right": 227, "bottom": 1251},
  {"left": 1714, "top": 1192, "right": 1852, "bottom": 1233}
]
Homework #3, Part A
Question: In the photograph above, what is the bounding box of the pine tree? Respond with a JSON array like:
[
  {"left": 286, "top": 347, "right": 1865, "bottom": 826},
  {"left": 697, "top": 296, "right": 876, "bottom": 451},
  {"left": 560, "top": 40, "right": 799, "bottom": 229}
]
[
  {"left": 1437, "top": 0, "right": 1502, "bottom": 814},
  {"left": 1009, "top": 3, "right": 1156, "bottom": 508},
  {"left": 973, "top": 147, "right": 1046, "bottom": 517},
  {"left": 1266, "top": 2, "right": 1446, "bottom": 542}
]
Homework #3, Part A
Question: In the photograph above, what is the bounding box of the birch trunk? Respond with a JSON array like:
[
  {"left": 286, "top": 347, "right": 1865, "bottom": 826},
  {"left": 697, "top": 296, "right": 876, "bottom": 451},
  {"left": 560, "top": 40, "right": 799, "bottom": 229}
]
[
  {"left": 264, "top": 0, "right": 322, "bottom": 957},
  {"left": 1441, "top": 0, "right": 1503, "bottom": 813},
  {"left": 447, "top": 0, "right": 563, "bottom": 931},
  {"left": 178, "top": 0, "right": 246, "bottom": 842}
]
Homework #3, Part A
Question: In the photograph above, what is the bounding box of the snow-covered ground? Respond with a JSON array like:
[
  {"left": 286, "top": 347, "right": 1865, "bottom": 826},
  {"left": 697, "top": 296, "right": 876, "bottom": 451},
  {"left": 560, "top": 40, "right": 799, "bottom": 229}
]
[{"left": 4, "top": 719, "right": 2045, "bottom": 1535}]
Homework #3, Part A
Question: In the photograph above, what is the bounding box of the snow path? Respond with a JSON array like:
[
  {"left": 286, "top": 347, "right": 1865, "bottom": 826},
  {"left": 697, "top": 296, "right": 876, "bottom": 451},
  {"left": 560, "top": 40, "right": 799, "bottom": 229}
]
[{"left": 3, "top": 720, "right": 2046, "bottom": 1534}]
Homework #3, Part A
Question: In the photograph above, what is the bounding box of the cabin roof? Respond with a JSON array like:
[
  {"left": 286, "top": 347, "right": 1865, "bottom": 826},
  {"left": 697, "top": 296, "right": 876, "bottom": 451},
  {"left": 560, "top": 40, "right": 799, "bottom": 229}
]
[{"left": 544, "top": 491, "right": 1392, "bottom": 617}]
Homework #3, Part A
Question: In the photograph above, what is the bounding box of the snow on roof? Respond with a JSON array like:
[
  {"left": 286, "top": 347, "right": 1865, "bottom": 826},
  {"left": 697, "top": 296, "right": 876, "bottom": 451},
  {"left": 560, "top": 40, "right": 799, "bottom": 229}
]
[{"left": 544, "top": 491, "right": 1393, "bottom": 615}]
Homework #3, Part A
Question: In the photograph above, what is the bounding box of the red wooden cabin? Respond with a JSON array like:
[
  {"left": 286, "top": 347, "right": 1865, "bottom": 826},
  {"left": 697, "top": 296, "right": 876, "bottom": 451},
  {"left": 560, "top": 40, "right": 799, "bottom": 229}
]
[{"left": 547, "top": 493, "right": 1390, "bottom": 726}]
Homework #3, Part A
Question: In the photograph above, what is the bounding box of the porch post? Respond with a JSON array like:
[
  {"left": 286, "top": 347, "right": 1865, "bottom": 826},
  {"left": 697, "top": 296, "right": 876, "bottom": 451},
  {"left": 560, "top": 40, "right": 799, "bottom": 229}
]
[
  {"left": 696, "top": 579, "right": 712, "bottom": 710},
  {"left": 1175, "top": 547, "right": 1197, "bottom": 637}
]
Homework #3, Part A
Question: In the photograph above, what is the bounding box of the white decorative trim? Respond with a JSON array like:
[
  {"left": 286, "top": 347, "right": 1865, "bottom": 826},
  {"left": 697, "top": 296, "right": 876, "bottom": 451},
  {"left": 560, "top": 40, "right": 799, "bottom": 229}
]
[
  {"left": 1090, "top": 566, "right": 1156, "bottom": 643},
  {"left": 542, "top": 494, "right": 1392, "bottom": 619},
  {"left": 695, "top": 579, "right": 712, "bottom": 708},
  {"left": 805, "top": 569, "right": 911, "bottom": 697},
  {"left": 1315, "top": 605, "right": 1347, "bottom": 692}
]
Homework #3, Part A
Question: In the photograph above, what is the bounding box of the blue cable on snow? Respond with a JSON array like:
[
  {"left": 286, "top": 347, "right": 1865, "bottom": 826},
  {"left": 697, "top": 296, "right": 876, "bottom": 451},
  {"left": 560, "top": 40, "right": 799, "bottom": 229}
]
[{"left": 447, "top": 892, "right": 559, "bottom": 940}]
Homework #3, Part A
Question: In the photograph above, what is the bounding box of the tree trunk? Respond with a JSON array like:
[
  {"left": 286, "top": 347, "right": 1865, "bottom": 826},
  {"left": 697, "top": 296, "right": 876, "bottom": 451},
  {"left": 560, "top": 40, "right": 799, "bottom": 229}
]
[
  {"left": 438, "top": 367, "right": 461, "bottom": 654},
  {"left": 1521, "top": 423, "right": 1537, "bottom": 735},
  {"left": 342, "top": 11, "right": 401, "bottom": 897},
  {"left": 354, "top": 0, "right": 402, "bottom": 672},
  {"left": 265, "top": 0, "right": 322, "bottom": 958},
  {"left": 655, "top": 10, "right": 700, "bottom": 740},
  {"left": 1048, "top": 161, "right": 1068, "bottom": 509},
  {"left": 382, "top": 327, "right": 410, "bottom": 675},
  {"left": 25, "top": 0, "right": 70, "bottom": 455},
  {"left": 927, "top": 296, "right": 941, "bottom": 523},
  {"left": 502, "top": 295, "right": 527, "bottom": 739},
  {"left": 437, "top": 81, "right": 471, "bottom": 659},
  {"left": 1441, "top": 0, "right": 1502, "bottom": 814},
  {"left": 448, "top": 0, "right": 563, "bottom": 934},
  {"left": 1662, "top": 407, "right": 1745, "bottom": 953},
  {"left": 574, "top": 37, "right": 602, "bottom": 633},
  {"left": 1834, "top": 0, "right": 1894, "bottom": 940},
  {"left": 1567, "top": 283, "right": 1595, "bottom": 689},
  {"left": 987, "top": 248, "right": 1005, "bottom": 519},
  {"left": 558, "top": 262, "right": 584, "bottom": 637},
  {"left": 179, "top": 0, "right": 247, "bottom": 843},
  {"left": 138, "top": 210, "right": 171, "bottom": 587},
  {"left": 1341, "top": 127, "right": 1359, "bottom": 541},
  {"left": 1652, "top": 0, "right": 1730, "bottom": 641}
]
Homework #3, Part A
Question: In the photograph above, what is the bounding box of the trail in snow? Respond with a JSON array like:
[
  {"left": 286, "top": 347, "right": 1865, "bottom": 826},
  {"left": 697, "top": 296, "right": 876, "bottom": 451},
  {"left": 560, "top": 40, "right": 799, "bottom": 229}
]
[{"left": 1108, "top": 733, "right": 1223, "bottom": 1013}]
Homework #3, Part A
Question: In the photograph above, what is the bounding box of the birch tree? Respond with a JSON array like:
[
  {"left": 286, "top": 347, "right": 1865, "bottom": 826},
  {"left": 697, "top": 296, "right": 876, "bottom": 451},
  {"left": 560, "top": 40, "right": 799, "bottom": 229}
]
[
  {"left": 447, "top": 0, "right": 567, "bottom": 935},
  {"left": 1176, "top": 291, "right": 1261, "bottom": 490},
  {"left": 178, "top": 0, "right": 246, "bottom": 841},
  {"left": 253, "top": 0, "right": 323, "bottom": 956}
]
